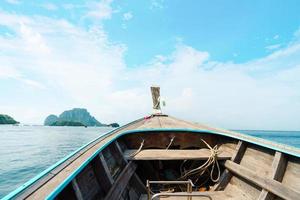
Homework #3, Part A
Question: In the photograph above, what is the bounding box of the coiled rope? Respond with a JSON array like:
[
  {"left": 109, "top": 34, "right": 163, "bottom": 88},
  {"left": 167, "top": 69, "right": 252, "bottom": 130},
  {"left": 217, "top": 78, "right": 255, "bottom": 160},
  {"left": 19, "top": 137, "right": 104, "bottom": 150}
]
[
  {"left": 130, "top": 138, "right": 220, "bottom": 183},
  {"left": 180, "top": 139, "right": 221, "bottom": 182}
]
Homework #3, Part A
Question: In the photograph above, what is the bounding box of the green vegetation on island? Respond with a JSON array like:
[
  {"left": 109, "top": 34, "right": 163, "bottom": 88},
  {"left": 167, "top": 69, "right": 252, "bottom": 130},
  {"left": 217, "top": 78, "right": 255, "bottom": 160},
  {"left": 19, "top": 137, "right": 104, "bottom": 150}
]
[
  {"left": 0, "top": 114, "right": 19, "bottom": 124},
  {"left": 44, "top": 115, "right": 59, "bottom": 126},
  {"left": 44, "top": 108, "right": 119, "bottom": 127},
  {"left": 50, "top": 121, "right": 85, "bottom": 127}
]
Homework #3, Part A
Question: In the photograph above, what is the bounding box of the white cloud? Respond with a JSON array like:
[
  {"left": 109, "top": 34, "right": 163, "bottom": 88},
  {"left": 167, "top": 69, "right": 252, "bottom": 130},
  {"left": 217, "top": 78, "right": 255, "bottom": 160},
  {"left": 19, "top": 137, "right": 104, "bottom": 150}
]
[
  {"left": 86, "top": 0, "right": 114, "bottom": 20},
  {"left": 123, "top": 12, "right": 133, "bottom": 21},
  {"left": 5, "top": 0, "right": 21, "bottom": 5},
  {"left": 265, "top": 44, "right": 281, "bottom": 51},
  {"left": 273, "top": 34, "right": 279, "bottom": 40},
  {"left": 150, "top": 0, "right": 164, "bottom": 10},
  {"left": 0, "top": 65, "right": 20, "bottom": 79},
  {"left": 121, "top": 23, "right": 127, "bottom": 29},
  {"left": 41, "top": 3, "right": 58, "bottom": 11},
  {"left": 0, "top": 11, "right": 300, "bottom": 130}
]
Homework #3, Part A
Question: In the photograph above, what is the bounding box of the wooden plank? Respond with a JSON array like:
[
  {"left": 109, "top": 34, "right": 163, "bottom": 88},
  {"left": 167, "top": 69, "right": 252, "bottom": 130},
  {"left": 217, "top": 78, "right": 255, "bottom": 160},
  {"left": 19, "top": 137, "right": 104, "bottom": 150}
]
[
  {"left": 114, "top": 141, "right": 147, "bottom": 193},
  {"left": 112, "top": 141, "right": 127, "bottom": 164},
  {"left": 224, "top": 160, "right": 299, "bottom": 200},
  {"left": 71, "top": 179, "right": 83, "bottom": 200},
  {"left": 71, "top": 164, "right": 102, "bottom": 200},
  {"left": 104, "top": 161, "right": 137, "bottom": 200},
  {"left": 132, "top": 174, "right": 147, "bottom": 193},
  {"left": 281, "top": 156, "right": 300, "bottom": 192},
  {"left": 258, "top": 189, "right": 272, "bottom": 200},
  {"left": 99, "top": 153, "right": 114, "bottom": 185},
  {"left": 214, "top": 141, "right": 246, "bottom": 190},
  {"left": 258, "top": 151, "right": 287, "bottom": 200},
  {"left": 91, "top": 155, "right": 113, "bottom": 194},
  {"left": 124, "top": 149, "right": 231, "bottom": 160},
  {"left": 231, "top": 141, "right": 247, "bottom": 163},
  {"left": 271, "top": 152, "right": 287, "bottom": 182}
]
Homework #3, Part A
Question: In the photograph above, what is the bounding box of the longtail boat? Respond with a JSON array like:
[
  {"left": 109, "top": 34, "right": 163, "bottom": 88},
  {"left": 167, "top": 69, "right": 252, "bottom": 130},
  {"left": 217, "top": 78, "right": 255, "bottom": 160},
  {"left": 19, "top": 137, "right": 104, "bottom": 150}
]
[{"left": 3, "top": 87, "right": 300, "bottom": 200}]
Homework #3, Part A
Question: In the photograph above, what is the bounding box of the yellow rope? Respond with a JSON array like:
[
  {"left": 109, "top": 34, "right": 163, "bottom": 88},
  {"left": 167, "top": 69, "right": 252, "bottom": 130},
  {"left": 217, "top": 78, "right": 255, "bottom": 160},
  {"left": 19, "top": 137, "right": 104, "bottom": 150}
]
[{"left": 180, "top": 139, "right": 221, "bottom": 182}]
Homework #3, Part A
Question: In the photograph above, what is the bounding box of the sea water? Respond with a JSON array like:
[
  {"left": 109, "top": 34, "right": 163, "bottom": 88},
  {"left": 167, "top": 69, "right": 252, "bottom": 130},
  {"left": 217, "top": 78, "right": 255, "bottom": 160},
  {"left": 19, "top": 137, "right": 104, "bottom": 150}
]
[
  {"left": 0, "top": 125, "right": 111, "bottom": 198},
  {"left": 0, "top": 126, "right": 299, "bottom": 198}
]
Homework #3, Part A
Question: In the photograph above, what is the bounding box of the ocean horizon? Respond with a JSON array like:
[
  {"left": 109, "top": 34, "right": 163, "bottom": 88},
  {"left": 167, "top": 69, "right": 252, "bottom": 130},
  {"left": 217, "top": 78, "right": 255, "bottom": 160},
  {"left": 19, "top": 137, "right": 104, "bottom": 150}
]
[{"left": 0, "top": 125, "right": 299, "bottom": 198}]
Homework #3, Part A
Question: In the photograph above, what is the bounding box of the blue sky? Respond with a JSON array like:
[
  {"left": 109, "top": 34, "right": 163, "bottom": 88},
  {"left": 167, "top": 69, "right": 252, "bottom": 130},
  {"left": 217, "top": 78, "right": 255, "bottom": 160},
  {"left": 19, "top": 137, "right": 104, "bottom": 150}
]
[{"left": 0, "top": 0, "right": 300, "bottom": 130}]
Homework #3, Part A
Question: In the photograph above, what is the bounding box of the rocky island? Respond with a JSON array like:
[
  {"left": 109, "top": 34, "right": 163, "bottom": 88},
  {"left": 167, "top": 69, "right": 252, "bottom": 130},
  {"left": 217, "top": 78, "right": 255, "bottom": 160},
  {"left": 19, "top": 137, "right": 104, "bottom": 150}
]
[
  {"left": 44, "top": 108, "right": 119, "bottom": 127},
  {"left": 0, "top": 114, "right": 19, "bottom": 124}
]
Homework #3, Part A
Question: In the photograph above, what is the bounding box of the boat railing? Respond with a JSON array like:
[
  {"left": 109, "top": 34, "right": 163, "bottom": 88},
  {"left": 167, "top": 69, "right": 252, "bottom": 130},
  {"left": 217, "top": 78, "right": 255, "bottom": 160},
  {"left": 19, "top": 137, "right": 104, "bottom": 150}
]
[
  {"left": 151, "top": 192, "right": 212, "bottom": 200},
  {"left": 146, "top": 180, "right": 198, "bottom": 200}
]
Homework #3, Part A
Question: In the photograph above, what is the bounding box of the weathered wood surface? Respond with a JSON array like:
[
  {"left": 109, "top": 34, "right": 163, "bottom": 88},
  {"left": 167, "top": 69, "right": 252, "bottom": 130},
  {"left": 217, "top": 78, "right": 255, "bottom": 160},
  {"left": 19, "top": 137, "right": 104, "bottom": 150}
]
[
  {"left": 214, "top": 140, "right": 246, "bottom": 191},
  {"left": 225, "top": 160, "right": 300, "bottom": 200},
  {"left": 280, "top": 156, "right": 300, "bottom": 192},
  {"left": 71, "top": 164, "right": 102, "bottom": 200},
  {"left": 124, "top": 149, "right": 231, "bottom": 160},
  {"left": 258, "top": 152, "right": 287, "bottom": 200},
  {"left": 99, "top": 153, "right": 114, "bottom": 185},
  {"left": 114, "top": 141, "right": 147, "bottom": 193},
  {"left": 90, "top": 153, "right": 114, "bottom": 195},
  {"left": 123, "top": 132, "right": 216, "bottom": 150},
  {"left": 225, "top": 175, "right": 261, "bottom": 200},
  {"left": 104, "top": 161, "right": 137, "bottom": 200},
  {"left": 240, "top": 145, "right": 274, "bottom": 178},
  {"left": 71, "top": 179, "right": 83, "bottom": 200}
]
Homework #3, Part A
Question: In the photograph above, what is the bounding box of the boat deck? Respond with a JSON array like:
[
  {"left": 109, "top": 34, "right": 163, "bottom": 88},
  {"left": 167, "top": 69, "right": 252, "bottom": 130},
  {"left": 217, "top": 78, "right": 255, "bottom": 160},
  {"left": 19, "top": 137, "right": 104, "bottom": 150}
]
[{"left": 124, "top": 149, "right": 232, "bottom": 160}]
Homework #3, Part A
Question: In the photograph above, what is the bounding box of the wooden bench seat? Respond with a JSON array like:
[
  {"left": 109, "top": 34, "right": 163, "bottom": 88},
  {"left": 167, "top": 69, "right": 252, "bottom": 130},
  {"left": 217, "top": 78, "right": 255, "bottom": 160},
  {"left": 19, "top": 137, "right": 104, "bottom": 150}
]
[{"left": 124, "top": 149, "right": 232, "bottom": 160}]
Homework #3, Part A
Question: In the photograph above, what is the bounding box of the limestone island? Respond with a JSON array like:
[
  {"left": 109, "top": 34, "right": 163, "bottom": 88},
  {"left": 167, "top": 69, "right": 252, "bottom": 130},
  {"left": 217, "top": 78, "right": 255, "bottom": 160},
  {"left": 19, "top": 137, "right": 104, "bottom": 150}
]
[
  {"left": 44, "top": 108, "right": 119, "bottom": 127},
  {"left": 0, "top": 114, "right": 19, "bottom": 125}
]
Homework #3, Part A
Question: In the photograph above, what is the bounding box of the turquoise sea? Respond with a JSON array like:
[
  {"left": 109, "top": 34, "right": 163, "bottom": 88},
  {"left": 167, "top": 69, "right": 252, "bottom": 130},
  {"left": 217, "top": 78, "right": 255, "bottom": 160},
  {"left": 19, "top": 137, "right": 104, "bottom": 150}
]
[{"left": 0, "top": 126, "right": 299, "bottom": 198}]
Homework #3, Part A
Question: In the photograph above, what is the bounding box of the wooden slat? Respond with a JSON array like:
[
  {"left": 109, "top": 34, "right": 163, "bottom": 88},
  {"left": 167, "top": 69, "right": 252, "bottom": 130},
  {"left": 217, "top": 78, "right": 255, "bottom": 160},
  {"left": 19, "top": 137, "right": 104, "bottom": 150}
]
[
  {"left": 99, "top": 153, "right": 114, "bottom": 185},
  {"left": 114, "top": 141, "right": 147, "bottom": 193},
  {"left": 71, "top": 164, "right": 102, "bottom": 200},
  {"left": 71, "top": 179, "right": 83, "bottom": 200},
  {"left": 214, "top": 140, "right": 246, "bottom": 190},
  {"left": 225, "top": 160, "right": 299, "bottom": 200},
  {"left": 271, "top": 152, "right": 287, "bottom": 182},
  {"left": 104, "top": 161, "right": 137, "bottom": 200},
  {"left": 124, "top": 149, "right": 231, "bottom": 160},
  {"left": 110, "top": 142, "right": 127, "bottom": 167},
  {"left": 91, "top": 154, "right": 113, "bottom": 194},
  {"left": 258, "top": 151, "right": 287, "bottom": 200}
]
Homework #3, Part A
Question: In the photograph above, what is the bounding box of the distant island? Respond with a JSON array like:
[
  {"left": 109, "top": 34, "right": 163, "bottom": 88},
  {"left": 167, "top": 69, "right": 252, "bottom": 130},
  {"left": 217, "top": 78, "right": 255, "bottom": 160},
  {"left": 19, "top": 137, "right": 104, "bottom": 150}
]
[
  {"left": 0, "top": 114, "right": 19, "bottom": 125},
  {"left": 50, "top": 121, "right": 86, "bottom": 127},
  {"left": 44, "top": 108, "right": 119, "bottom": 127}
]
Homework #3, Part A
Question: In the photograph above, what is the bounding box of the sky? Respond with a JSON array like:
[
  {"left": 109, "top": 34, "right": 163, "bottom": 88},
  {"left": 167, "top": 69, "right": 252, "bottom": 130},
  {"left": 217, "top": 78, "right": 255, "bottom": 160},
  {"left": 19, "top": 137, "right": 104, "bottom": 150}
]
[{"left": 0, "top": 0, "right": 300, "bottom": 130}]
